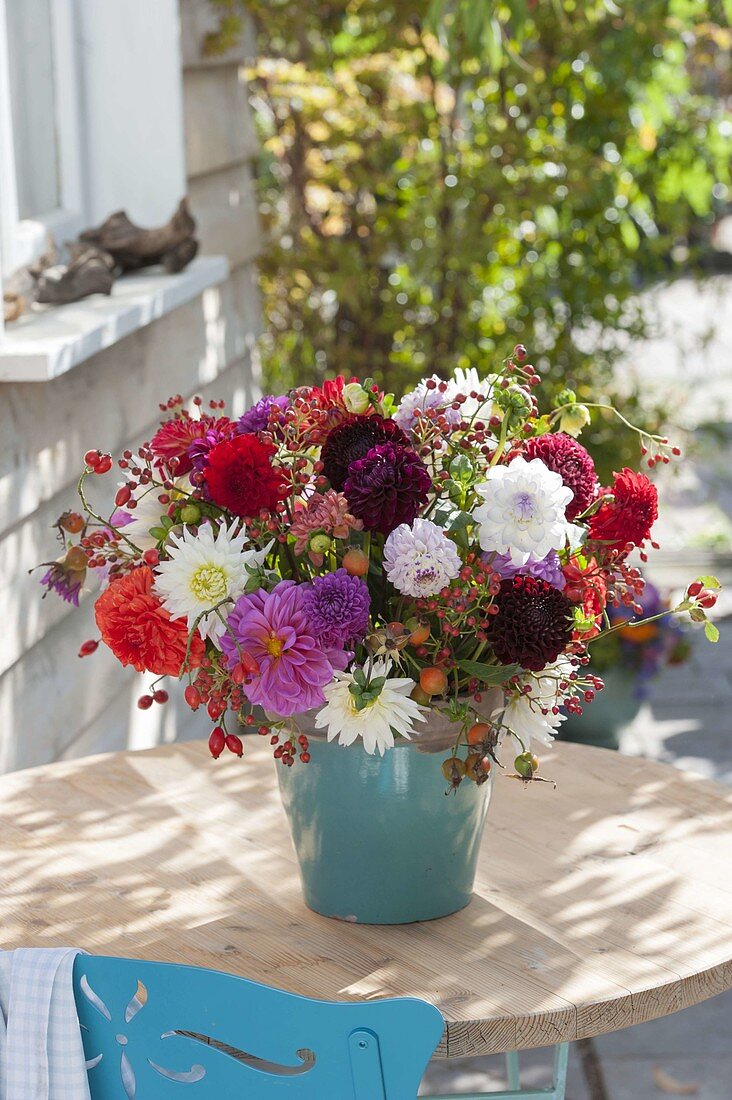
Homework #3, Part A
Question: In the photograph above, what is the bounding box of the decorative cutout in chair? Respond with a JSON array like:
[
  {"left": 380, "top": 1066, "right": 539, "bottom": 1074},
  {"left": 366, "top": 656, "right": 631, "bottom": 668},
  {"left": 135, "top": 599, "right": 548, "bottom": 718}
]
[{"left": 73, "top": 955, "right": 445, "bottom": 1098}]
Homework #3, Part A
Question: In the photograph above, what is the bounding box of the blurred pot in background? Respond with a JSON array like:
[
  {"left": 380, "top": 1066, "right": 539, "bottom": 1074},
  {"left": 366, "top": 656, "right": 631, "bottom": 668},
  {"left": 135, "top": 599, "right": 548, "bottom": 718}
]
[{"left": 560, "top": 580, "right": 691, "bottom": 750}]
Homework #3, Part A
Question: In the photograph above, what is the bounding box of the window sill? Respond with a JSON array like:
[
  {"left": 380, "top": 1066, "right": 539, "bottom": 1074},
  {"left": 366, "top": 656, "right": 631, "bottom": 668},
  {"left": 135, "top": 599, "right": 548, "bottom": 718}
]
[{"left": 0, "top": 255, "right": 229, "bottom": 382}]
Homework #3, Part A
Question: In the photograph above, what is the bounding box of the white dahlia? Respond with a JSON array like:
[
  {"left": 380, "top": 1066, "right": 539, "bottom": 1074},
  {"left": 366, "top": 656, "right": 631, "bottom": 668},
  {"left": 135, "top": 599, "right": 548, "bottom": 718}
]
[
  {"left": 473, "top": 456, "right": 574, "bottom": 566},
  {"left": 315, "top": 659, "right": 427, "bottom": 755},
  {"left": 154, "top": 522, "right": 268, "bottom": 643},
  {"left": 384, "top": 518, "right": 461, "bottom": 597}
]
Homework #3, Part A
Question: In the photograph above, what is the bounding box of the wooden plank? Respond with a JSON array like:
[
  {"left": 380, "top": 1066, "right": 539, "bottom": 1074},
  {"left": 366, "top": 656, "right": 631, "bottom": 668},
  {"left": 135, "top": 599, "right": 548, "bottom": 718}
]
[
  {"left": 2, "top": 740, "right": 732, "bottom": 1057},
  {"left": 183, "top": 65, "right": 258, "bottom": 178}
]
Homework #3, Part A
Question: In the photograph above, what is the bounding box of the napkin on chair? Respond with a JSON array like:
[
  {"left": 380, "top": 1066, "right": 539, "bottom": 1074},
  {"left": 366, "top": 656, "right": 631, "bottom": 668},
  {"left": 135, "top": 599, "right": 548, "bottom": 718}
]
[{"left": 0, "top": 948, "right": 91, "bottom": 1100}]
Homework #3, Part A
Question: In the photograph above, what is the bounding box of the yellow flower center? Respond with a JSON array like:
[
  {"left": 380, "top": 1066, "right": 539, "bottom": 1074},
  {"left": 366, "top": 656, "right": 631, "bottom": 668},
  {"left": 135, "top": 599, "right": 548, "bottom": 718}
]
[
  {"left": 265, "top": 633, "right": 284, "bottom": 658},
  {"left": 189, "top": 564, "right": 229, "bottom": 603}
]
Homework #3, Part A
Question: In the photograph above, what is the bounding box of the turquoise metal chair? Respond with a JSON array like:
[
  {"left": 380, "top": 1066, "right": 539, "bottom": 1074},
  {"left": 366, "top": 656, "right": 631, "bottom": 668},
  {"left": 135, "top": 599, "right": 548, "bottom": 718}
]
[
  {"left": 72, "top": 955, "right": 569, "bottom": 1099},
  {"left": 72, "top": 955, "right": 444, "bottom": 1098}
]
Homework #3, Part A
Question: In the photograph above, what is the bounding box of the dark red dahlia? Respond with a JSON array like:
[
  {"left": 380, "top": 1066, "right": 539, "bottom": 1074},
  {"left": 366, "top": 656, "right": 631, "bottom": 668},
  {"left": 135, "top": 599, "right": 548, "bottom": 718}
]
[
  {"left": 344, "top": 442, "right": 431, "bottom": 535},
  {"left": 488, "top": 575, "right": 574, "bottom": 672},
  {"left": 588, "top": 467, "right": 658, "bottom": 554},
  {"left": 321, "top": 415, "right": 408, "bottom": 491},
  {"left": 203, "top": 434, "right": 288, "bottom": 517},
  {"left": 521, "top": 432, "right": 597, "bottom": 521}
]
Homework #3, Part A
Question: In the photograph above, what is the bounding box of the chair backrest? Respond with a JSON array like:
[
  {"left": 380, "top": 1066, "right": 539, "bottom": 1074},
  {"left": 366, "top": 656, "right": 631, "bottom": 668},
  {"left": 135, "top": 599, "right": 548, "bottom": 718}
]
[{"left": 73, "top": 955, "right": 444, "bottom": 1099}]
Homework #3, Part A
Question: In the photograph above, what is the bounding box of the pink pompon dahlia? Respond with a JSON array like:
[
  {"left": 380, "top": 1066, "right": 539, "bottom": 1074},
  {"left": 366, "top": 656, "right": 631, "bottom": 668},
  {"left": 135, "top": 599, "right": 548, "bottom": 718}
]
[
  {"left": 290, "top": 490, "right": 363, "bottom": 564},
  {"left": 220, "top": 580, "right": 342, "bottom": 716}
]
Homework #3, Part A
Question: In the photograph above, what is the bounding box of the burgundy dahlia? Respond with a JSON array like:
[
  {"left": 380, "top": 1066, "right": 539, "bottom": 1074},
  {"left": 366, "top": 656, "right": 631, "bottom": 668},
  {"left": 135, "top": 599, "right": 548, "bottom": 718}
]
[
  {"left": 321, "top": 415, "right": 408, "bottom": 491},
  {"left": 344, "top": 442, "right": 431, "bottom": 536},
  {"left": 488, "top": 575, "right": 573, "bottom": 672},
  {"left": 521, "top": 432, "right": 597, "bottom": 521}
]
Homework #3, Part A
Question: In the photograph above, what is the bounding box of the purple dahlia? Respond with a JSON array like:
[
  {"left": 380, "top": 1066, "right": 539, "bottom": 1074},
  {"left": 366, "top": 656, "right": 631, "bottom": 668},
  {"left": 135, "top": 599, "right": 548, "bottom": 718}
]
[
  {"left": 237, "top": 394, "right": 290, "bottom": 435},
  {"left": 344, "top": 442, "right": 431, "bottom": 536},
  {"left": 321, "top": 415, "right": 408, "bottom": 491},
  {"left": 301, "top": 568, "right": 370, "bottom": 649},
  {"left": 487, "top": 550, "right": 566, "bottom": 590}
]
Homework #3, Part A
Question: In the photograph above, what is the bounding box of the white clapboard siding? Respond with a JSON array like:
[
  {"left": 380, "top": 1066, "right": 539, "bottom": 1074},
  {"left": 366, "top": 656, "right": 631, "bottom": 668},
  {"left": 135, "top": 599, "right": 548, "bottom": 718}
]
[{"left": 0, "top": 3, "right": 263, "bottom": 770}]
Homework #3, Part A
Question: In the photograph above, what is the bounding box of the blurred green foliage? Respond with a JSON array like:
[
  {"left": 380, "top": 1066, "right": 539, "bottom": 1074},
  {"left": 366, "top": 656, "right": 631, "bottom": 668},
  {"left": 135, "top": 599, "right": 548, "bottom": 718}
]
[{"left": 210, "top": 0, "right": 731, "bottom": 473}]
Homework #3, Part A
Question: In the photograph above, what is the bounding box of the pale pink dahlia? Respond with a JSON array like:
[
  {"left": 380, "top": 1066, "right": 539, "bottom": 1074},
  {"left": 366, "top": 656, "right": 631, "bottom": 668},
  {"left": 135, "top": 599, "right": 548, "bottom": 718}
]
[
  {"left": 290, "top": 490, "right": 362, "bottom": 564},
  {"left": 220, "top": 580, "right": 341, "bottom": 715}
]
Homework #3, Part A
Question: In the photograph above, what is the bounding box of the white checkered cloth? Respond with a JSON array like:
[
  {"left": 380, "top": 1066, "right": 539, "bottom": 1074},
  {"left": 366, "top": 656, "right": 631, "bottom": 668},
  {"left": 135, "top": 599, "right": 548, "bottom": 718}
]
[{"left": 0, "top": 948, "right": 91, "bottom": 1100}]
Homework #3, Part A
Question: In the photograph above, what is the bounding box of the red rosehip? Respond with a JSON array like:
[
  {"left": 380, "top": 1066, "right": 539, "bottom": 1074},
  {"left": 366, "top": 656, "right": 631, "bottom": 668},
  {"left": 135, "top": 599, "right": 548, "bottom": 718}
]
[
  {"left": 94, "top": 454, "right": 113, "bottom": 474},
  {"left": 698, "top": 592, "right": 717, "bottom": 609},
  {"left": 153, "top": 689, "right": 169, "bottom": 704},
  {"left": 115, "top": 485, "right": 132, "bottom": 507},
  {"left": 687, "top": 581, "right": 703, "bottom": 597},
  {"left": 225, "top": 733, "right": 244, "bottom": 757},
  {"left": 208, "top": 727, "right": 226, "bottom": 758},
  {"left": 78, "top": 639, "right": 99, "bottom": 658},
  {"left": 184, "top": 685, "right": 201, "bottom": 710},
  {"left": 143, "top": 549, "right": 159, "bottom": 566},
  {"left": 137, "top": 694, "right": 153, "bottom": 710},
  {"left": 84, "top": 449, "right": 101, "bottom": 467},
  {"left": 207, "top": 698, "right": 225, "bottom": 720}
]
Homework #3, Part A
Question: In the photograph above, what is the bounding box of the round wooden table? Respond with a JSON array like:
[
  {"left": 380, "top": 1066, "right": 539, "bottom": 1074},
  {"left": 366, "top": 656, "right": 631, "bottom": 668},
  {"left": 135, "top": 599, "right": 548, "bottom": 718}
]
[{"left": 3, "top": 739, "right": 732, "bottom": 1060}]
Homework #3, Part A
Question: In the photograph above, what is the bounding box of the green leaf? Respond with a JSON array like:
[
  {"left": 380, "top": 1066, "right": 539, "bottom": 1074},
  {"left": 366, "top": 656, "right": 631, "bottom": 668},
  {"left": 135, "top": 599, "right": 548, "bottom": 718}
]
[
  {"left": 696, "top": 575, "right": 722, "bottom": 590},
  {"left": 149, "top": 526, "right": 168, "bottom": 542},
  {"left": 457, "top": 659, "right": 520, "bottom": 684},
  {"left": 620, "top": 217, "right": 640, "bottom": 252},
  {"left": 705, "top": 621, "right": 720, "bottom": 643}
]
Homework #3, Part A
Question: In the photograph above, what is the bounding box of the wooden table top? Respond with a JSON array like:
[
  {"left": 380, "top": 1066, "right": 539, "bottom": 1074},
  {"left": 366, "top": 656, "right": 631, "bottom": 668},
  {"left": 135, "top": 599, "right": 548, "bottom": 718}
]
[{"left": 3, "top": 738, "right": 732, "bottom": 1058}]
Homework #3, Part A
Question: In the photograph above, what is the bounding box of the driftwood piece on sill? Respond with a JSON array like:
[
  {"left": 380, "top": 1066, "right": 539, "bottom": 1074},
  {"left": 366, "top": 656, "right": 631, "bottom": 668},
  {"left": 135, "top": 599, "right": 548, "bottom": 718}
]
[
  {"left": 35, "top": 247, "right": 115, "bottom": 306},
  {"left": 78, "top": 197, "right": 199, "bottom": 274},
  {"left": 2, "top": 237, "right": 59, "bottom": 323}
]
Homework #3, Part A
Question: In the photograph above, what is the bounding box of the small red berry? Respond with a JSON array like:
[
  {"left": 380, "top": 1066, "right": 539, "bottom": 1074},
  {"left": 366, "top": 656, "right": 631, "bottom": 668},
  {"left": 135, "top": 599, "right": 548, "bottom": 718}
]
[
  {"left": 225, "top": 733, "right": 244, "bottom": 757},
  {"left": 84, "top": 449, "right": 100, "bottom": 467},
  {"left": 143, "top": 548, "right": 160, "bottom": 566},
  {"left": 137, "top": 694, "right": 153, "bottom": 710},
  {"left": 184, "top": 685, "right": 201, "bottom": 710},
  {"left": 153, "top": 689, "right": 169, "bottom": 704},
  {"left": 94, "top": 454, "right": 113, "bottom": 474},
  {"left": 208, "top": 727, "right": 226, "bottom": 758}
]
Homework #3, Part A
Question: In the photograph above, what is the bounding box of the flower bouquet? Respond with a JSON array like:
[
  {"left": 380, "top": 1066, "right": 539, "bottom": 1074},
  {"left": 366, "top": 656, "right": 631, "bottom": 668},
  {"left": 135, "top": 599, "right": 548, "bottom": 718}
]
[{"left": 39, "top": 353, "right": 719, "bottom": 922}]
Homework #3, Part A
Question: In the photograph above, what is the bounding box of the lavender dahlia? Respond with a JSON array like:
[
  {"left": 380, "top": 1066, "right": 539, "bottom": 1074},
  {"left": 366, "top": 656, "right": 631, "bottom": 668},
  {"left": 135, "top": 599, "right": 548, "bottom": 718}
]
[
  {"left": 487, "top": 550, "right": 566, "bottom": 591},
  {"left": 301, "top": 569, "right": 370, "bottom": 649},
  {"left": 39, "top": 562, "right": 84, "bottom": 606},
  {"left": 221, "top": 580, "right": 343, "bottom": 716},
  {"left": 344, "top": 442, "right": 431, "bottom": 536}
]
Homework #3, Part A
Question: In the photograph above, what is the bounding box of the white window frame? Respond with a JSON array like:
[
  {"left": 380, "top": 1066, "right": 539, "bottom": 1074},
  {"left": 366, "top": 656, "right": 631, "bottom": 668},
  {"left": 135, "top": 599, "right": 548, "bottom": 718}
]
[{"left": 0, "top": 0, "right": 85, "bottom": 275}]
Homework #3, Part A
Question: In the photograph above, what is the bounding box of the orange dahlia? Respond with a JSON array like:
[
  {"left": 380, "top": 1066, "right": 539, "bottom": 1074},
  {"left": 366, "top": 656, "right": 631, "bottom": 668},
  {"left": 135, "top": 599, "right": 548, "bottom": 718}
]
[{"left": 94, "top": 566, "right": 204, "bottom": 677}]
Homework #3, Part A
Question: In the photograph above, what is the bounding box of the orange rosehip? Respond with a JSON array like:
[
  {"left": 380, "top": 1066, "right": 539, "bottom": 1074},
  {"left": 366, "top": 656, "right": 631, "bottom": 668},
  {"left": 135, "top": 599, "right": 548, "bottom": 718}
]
[
  {"left": 342, "top": 548, "right": 369, "bottom": 576},
  {"left": 467, "top": 721, "right": 491, "bottom": 745},
  {"left": 409, "top": 622, "right": 430, "bottom": 646},
  {"left": 420, "top": 667, "right": 448, "bottom": 696}
]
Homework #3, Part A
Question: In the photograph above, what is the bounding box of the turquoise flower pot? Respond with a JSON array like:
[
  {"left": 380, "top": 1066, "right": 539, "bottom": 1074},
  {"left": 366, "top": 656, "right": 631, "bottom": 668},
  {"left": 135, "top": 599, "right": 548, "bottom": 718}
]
[{"left": 277, "top": 720, "right": 494, "bottom": 925}]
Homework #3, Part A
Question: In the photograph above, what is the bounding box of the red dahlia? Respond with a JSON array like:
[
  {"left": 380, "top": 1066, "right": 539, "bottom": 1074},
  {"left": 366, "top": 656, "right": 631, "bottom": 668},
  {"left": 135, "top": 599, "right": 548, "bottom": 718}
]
[
  {"left": 203, "top": 434, "right": 288, "bottom": 517},
  {"left": 488, "top": 575, "right": 574, "bottom": 672},
  {"left": 94, "top": 566, "right": 204, "bottom": 676},
  {"left": 588, "top": 468, "right": 658, "bottom": 554},
  {"left": 321, "top": 415, "right": 408, "bottom": 491},
  {"left": 521, "top": 432, "right": 597, "bottom": 521},
  {"left": 344, "top": 442, "right": 431, "bottom": 535}
]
